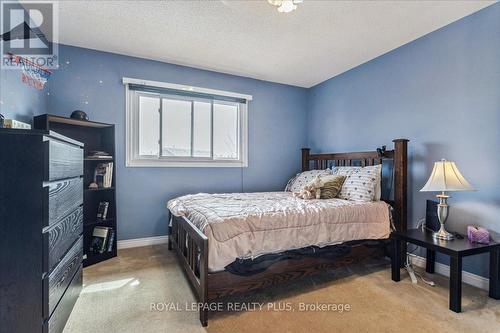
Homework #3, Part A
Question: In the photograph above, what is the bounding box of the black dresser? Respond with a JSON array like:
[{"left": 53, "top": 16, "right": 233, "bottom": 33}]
[{"left": 0, "top": 128, "right": 84, "bottom": 333}]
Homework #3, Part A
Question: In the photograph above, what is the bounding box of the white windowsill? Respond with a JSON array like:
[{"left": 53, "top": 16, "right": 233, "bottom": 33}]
[{"left": 126, "top": 158, "right": 248, "bottom": 168}]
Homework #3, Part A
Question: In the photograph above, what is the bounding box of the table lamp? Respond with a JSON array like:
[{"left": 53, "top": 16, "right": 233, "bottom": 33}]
[{"left": 420, "top": 159, "right": 474, "bottom": 240}]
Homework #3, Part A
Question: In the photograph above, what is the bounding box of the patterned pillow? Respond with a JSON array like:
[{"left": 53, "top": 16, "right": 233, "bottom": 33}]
[
  {"left": 318, "top": 175, "right": 346, "bottom": 199},
  {"left": 336, "top": 164, "right": 382, "bottom": 202},
  {"left": 332, "top": 166, "right": 361, "bottom": 177},
  {"left": 287, "top": 169, "right": 331, "bottom": 193},
  {"left": 332, "top": 165, "right": 382, "bottom": 201},
  {"left": 284, "top": 174, "right": 298, "bottom": 192}
]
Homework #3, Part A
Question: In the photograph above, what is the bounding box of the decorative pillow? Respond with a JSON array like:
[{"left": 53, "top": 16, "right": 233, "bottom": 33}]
[
  {"left": 336, "top": 164, "right": 382, "bottom": 202},
  {"left": 318, "top": 175, "right": 346, "bottom": 199},
  {"left": 287, "top": 169, "right": 331, "bottom": 193},
  {"left": 332, "top": 165, "right": 382, "bottom": 201},
  {"left": 285, "top": 174, "right": 298, "bottom": 192},
  {"left": 331, "top": 166, "right": 360, "bottom": 176}
]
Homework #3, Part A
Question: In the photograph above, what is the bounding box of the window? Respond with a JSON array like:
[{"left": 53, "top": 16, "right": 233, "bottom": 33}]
[{"left": 124, "top": 78, "right": 251, "bottom": 167}]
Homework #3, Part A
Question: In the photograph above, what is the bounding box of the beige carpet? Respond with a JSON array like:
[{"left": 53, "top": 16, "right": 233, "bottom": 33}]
[{"left": 64, "top": 245, "right": 500, "bottom": 333}]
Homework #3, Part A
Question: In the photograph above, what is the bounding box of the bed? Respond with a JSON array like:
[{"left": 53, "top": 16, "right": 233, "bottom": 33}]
[
  {"left": 168, "top": 192, "right": 392, "bottom": 272},
  {"left": 167, "top": 139, "right": 408, "bottom": 326}
]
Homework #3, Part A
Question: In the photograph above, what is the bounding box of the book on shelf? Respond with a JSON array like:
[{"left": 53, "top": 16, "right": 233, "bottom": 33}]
[
  {"left": 2, "top": 119, "right": 31, "bottom": 129},
  {"left": 90, "top": 226, "right": 110, "bottom": 254},
  {"left": 87, "top": 150, "right": 112, "bottom": 159},
  {"left": 90, "top": 226, "right": 115, "bottom": 254},
  {"left": 94, "top": 162, "right": 113, "bottom": 188},
  {"left": 107, "top": 229, "right": 115, "bottom": 252},
  {"left": 97, "top": 201, "right": 109, "bottom": 220}
]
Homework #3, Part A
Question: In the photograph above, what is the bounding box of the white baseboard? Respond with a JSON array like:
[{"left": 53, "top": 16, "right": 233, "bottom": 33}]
[
  {"left": 409, "top": 254, "right": 489, "bottom": 291},
  {"left": 117, "top": 235, "right": 168, "bottom": 249}
]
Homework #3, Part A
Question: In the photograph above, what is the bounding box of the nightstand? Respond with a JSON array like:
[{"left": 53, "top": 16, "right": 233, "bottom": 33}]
[{"left": 391, "top": 228, "right": 500, "bottom": 313}]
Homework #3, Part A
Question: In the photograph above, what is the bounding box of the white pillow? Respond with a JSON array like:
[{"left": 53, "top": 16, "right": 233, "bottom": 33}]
[
  {"left": 332, "top": 165, "right": 382, "bottom": 202},
  {"left": 285, "top": 175, "right": 298, "bottom": 192},
  {"left": 287, "top": 169, "right": 331, "bottom": 193}
]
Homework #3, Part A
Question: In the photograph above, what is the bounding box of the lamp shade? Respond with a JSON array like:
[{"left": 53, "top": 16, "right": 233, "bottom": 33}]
[{"left": 420, "top": 159, "right": 474, "bottom": 192}]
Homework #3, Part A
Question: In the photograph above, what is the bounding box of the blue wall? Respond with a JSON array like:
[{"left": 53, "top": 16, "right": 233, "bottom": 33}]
[
  {"left": 0, "top": 1, "right": 47, "bottom": 122},
  {"left": 0, "top": 65, "right": 48, "bottom": 122},
  {"left": 46, "top": 45, "right": 308, "bottom": 240},
  {"left": 308, "top": 3, "right": 500, "bottom": 277}
]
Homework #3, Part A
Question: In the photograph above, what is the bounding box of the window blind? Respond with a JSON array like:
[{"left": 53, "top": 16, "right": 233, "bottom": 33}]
[{"left": 128, "top": 84, "right": 247, "bottom": 104}]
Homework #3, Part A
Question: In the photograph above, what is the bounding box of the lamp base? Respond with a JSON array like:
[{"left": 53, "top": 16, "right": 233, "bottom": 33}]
[
  {"left": 434, "top": 193, "right": 454, "bottom": 241},
  {"left": 433, "top": 226, "right": 454, "bottom": 241}
]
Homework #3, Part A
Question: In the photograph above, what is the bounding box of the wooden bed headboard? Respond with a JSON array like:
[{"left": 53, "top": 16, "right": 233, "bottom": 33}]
[{"left": 301, "top": 139, "right": 408, "bottom": 232}]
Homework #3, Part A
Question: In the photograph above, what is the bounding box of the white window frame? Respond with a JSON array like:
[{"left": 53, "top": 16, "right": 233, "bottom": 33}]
[{"left": 124, "top": 77, "right": 251, "bottom": 167}]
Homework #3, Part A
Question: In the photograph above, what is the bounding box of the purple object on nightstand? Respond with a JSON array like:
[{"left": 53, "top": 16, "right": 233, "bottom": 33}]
[{"left": 467, "top": 226, "right": 490, "bottom": 244}]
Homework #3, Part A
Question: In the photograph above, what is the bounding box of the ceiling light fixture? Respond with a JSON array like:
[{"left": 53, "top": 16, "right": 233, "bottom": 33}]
[{"left": 268, "top": 0, "right": 303, "bottom": 14}]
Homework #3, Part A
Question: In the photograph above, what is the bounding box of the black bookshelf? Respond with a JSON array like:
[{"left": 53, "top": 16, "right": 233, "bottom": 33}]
[{"left": 34, "top": 114, "right": 117, "bottom": 267}]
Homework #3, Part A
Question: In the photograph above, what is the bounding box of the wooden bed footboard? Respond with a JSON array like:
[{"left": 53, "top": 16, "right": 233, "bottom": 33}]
[{"left": 169, "top": 215, "right": 209, "bottom": 326}]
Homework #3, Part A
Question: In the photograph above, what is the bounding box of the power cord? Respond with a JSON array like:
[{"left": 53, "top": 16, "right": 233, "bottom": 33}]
[
  {"left": 404, "top": 254, "right": 418, "bottom": 284},
  {"left": 414, "top": 270, "right": 436, "bottom": 286},
  {"left": 404, "top": 217, "right": 436, "bottom": 287},
  {"left": 416, "top": 217, "right": 426, "bottom": 231},
  {"left": 406, "top": 253, "right": 436, "bottom": 286}
]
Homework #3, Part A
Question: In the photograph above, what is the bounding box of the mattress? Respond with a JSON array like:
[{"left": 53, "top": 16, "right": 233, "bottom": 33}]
[{"left": 167, "top": 192, "right": 391, "bottom": 272}]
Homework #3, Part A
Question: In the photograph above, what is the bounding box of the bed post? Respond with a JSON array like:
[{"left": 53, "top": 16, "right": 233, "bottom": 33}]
[
  {"left": 167, "top": 211, "right": 172, "bottom": 251},
  {"left": 168, "top": 215, "right": 210, "bottom": 326},
  {"left": 393, "top": 139, "right": 408, "bottom": 266},
  {"left": 199, "top": 236, "right": 209, "bottom": 326},
  {"left": 392, "top": 139, "right": 408, "bottom": 232},
  {"left": 301, "top": 148, "right": 310, "bottom": 172}
]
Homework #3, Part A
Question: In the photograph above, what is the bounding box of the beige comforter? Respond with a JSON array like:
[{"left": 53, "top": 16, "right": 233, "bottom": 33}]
[{"left": 167, "top": 192, "right": 391, "bottom": 272}]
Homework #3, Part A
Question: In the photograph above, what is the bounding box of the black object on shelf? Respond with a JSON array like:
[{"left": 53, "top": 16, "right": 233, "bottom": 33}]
[
  {"left": 70, "top": 110, "right": 89, "bottom": 121},
  {"left": 34, "top": 114, "right": 117, "bottom": 267},
  {"left": 97, "top": 201, "right": 109, "bottom": 220}
]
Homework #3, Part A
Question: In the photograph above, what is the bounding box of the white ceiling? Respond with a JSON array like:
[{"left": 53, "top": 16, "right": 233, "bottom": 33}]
[{"left": 56, "top": 0, "right": 496, "bottom": 88}]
